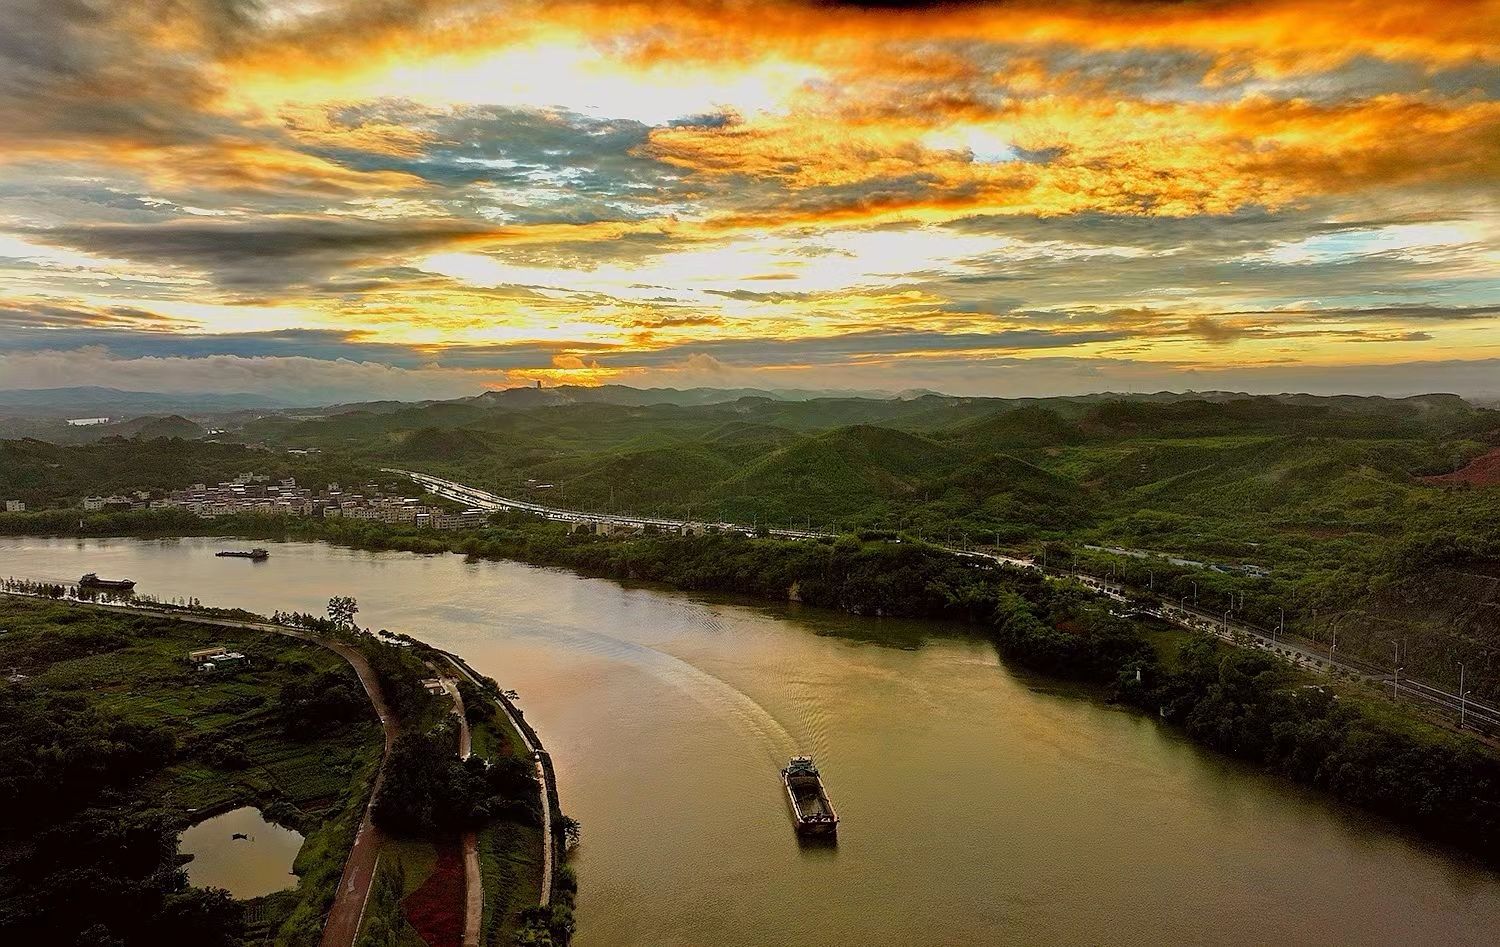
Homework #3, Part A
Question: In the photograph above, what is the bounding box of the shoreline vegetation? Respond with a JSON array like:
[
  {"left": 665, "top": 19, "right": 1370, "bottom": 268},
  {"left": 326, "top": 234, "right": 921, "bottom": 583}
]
[
  {"left": 4, "top": 508, "right": 1498, "bottom": 867},
  {"left": 0, "top": 584, "right": 568, "bottom": 946}
]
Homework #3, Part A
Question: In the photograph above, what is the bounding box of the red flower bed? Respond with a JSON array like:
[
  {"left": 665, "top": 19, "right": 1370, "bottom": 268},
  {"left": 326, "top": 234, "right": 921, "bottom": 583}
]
[{"left": 403, "top": 840, "right": 464, "bottom": 947}]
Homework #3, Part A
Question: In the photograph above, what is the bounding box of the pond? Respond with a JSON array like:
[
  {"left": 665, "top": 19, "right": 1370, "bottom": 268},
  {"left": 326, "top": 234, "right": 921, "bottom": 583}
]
[{"left": 178, "top": 806, "right": 304, "bottom": 900}]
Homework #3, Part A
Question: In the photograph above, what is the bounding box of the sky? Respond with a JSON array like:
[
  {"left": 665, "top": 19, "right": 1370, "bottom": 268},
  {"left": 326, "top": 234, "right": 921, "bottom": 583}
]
[{"left": 1, "top": 0, "right": 1497, "bottom": 403}]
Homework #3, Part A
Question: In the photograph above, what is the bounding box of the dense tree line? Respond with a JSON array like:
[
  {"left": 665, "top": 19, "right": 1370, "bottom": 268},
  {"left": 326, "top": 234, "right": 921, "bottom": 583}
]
[
  {"left": 279, "top": 667, "right": 369, "bottom": 738},
  {"left": 0, "top": 809, "right": 243, "bottom": 946},
  {"left": 373, "top": 726, "right": 539, "bottom": 835},
  {"left": 0, "top": 688, "right": 175, "bottom": 828},
  {"left": 990, "top": 596, "right": 1500, "bottom": 859},
  {"left": 0, "top": 686, "right": 244, "bottom": 945},
  {"left": 357, "top": 637, "right": 440, "bottom": 726}
]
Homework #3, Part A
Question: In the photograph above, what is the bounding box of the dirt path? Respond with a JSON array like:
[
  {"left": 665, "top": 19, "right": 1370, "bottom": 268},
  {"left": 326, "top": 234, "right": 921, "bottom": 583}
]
[
  {"left": 440, "top": 676, "right": 484, "bottom": 947},
  {"left": 0, "top": 592, "right": 397, "bottom": 947},
  {"left": 315, "top": 637, "right": 397, "bottom": 947}
]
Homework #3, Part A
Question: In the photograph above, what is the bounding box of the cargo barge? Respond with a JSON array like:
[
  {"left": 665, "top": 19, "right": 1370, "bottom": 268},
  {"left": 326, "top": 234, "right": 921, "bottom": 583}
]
[
  {"left": 216, "top": 548, "right": 270, "bottom": 561},
  {"left": 78, "top": 573, "right": 136, "bottom": 591},
  {"left": 782, "top": 756, "right": 838, "bottom": 836}
]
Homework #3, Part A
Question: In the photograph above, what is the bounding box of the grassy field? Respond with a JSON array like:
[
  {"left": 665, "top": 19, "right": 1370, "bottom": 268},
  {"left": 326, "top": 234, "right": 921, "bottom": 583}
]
[
  {"left": 468, "top": 703, "right": 546, "bottom": 945},
  {"left": 0, "top": 596, "right": 383, "bottom": 946}
]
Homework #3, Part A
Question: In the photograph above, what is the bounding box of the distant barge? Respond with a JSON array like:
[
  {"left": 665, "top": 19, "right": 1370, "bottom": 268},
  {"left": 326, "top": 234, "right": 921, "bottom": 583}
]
[
  {"left": 782, "top": 756, "right": 838, "bottom": 836},
  {"left": 78, "top": 573, "right": 136, "bottom": 591},
  {"left": 216, "top": 548, "right": 270, "bottom": 561}
]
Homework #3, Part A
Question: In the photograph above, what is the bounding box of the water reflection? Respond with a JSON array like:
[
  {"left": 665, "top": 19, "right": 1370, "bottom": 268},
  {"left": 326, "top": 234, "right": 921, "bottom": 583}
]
[{"left": 178, "top": 807, "right": 304, "bottom": 900}]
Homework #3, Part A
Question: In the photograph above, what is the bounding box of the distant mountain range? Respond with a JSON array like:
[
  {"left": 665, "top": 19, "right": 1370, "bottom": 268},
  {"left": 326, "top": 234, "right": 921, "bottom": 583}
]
[
  {"left": 465, "top": 383, "right": 906, "bottom": 410},
  {"left": 0, "top": 387, "right": 296, "bottom": 417},
  {"left": 0, "top": 383, "right": 1477, "bottom": 426},
  {"left": 293, "top": 384, "right": 907, "bottom": 417}
]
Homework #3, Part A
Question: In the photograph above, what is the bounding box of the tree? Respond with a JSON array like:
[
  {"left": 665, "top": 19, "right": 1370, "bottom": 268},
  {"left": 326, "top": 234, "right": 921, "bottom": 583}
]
[
  {"left": 559, "top": 814, "right": 581, "bottom": 850},
  {"left": 327, "top": 596, "right": 359, "bottom": 630}
]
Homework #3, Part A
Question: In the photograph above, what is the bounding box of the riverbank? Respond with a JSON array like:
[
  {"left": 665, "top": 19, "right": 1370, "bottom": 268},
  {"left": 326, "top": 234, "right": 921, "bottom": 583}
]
[
  {"left": 441, "top": 651, "right": 572, "bottom": 945},
  {"left": 9, "top": 511, "right": 1500, "bottom": 867}
]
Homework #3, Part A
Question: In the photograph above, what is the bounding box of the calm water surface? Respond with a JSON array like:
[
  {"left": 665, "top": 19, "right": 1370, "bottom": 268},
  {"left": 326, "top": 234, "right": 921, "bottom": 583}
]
[
  {"left": 6, "top": 536, "right": 1500, "bottom": 945},
  {"left": 178, "top": 806, "right": 303, "bottom": 899}
]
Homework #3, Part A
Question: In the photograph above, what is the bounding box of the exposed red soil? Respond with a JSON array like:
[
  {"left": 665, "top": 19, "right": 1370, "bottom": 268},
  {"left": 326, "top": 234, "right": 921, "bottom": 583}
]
[
  {"left": 403, "top": 841, "right": 464, "bottom": 947},
  {"left": 1422, "top": 446, "right": 1500, "bottom": 487}
]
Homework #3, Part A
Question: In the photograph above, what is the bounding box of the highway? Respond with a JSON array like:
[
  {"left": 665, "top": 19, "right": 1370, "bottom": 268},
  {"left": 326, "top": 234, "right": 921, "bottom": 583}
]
[
  {"left": 1052, "top": 571, "right": 1500, "bottom": 736},
  {"left": 388, "top": 467, "right": 832, "bottom": 541},
  {"left": 393, "top": 468, "right": 1500, "bottom": 738}
]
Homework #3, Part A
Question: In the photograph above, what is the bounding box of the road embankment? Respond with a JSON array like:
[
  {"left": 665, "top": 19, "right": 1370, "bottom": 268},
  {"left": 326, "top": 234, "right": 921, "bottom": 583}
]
[{"left": 438, "top": 650, "right": 562, "bottom": 908}]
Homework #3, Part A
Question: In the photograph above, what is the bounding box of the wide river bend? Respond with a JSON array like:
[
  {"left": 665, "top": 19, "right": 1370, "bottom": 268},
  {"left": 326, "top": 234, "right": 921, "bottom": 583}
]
[{"left": 5, "top": 536, "right": 1499, "bottom": 946}]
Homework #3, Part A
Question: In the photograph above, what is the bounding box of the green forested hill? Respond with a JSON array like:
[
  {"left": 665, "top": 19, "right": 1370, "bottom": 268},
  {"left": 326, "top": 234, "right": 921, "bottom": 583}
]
[
  {"left": 279, "top": 389, "right": 1498, "bottom": 695},
  {"left": 6, "top": 388, "right": 1500, "bottom": 696}
]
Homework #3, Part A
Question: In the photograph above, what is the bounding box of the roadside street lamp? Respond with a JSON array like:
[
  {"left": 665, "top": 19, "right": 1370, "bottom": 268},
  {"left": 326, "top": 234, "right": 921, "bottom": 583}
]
[
  {"left": 1192, "top": 580, "right": 1198, "bottom": 603},
  {"left": 1460, "top": 662, "right": 1468, "bottom": 730}
]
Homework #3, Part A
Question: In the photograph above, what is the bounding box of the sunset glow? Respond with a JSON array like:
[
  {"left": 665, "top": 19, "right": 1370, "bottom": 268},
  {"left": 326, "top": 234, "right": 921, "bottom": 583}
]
[{"left": 2, "top": 0, "right": 1497, "bottom": 400}]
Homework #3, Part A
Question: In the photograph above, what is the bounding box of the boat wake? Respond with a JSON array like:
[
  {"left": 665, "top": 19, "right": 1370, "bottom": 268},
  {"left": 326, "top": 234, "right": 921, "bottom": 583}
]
[{"left": 518, "top": 621, "right": 799, "bottom": 766}]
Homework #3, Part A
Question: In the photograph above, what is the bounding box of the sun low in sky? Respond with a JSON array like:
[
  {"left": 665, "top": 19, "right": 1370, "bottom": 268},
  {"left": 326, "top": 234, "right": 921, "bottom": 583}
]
[{"left": 1, "top": 0, "right": 1497, "bottom": 402}]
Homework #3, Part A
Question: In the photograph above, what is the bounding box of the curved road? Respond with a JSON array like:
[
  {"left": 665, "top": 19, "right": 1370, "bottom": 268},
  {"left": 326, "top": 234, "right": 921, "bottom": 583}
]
[{"left": 438, "top": 675, "right": 484, "bottom": 947}]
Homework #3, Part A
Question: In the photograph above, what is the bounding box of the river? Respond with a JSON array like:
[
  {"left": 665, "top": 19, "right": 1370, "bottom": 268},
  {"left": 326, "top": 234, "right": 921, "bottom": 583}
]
[{"left": 5, "top": 536, "right": 1499, "bottom": 945}]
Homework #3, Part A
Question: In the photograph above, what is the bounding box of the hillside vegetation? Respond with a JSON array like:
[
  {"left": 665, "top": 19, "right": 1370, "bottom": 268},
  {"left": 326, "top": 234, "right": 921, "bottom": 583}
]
[
  {"left": 6, "top": 388, "right": 1500, "bottom": 698},
  {"left": 263, "top": 390, "right": 1500, "bottom": 697}
]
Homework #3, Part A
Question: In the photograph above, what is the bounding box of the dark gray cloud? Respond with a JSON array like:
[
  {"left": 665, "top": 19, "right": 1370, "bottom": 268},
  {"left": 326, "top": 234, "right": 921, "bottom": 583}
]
[
  {"left": 312, "top": 105, "right": 703, "bottom": 221},
  {"left": 0, "top": 323, "right": 619, "bottom": 370},
  {"left": 0, "top": 300, "right": 194, "bottom": 331},
  {"left": 0, "top": 0, "right": 252, "bottom": 151},
  {"left": 18, "top": 218, "right": 503, "bottom": 292},
  {"left": 0, "top": 321, "right": 1125, "bottom": 368}
]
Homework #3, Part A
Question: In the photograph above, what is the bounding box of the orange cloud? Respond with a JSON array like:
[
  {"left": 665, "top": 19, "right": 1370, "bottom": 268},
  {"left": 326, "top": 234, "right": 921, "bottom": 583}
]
[{"left": 646, "top": 92, "right": 1500, "bottom": 225}]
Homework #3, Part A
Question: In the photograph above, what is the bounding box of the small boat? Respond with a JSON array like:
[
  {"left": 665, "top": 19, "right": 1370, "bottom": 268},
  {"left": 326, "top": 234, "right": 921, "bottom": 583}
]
[
  {"left": 216, "top": 548, "right": 270, "bottom": 561},
  {"left": 781, "top": 756, "right": 838, "bottom": 836},
  {"left": 78, "top": 573, "right": 135, "bottom": 591}
]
